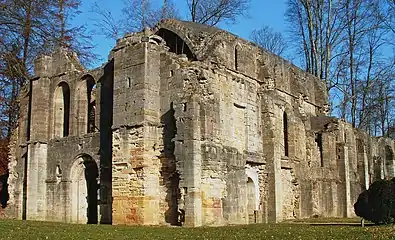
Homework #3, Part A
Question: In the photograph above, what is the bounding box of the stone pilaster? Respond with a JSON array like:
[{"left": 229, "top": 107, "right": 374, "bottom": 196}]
[
  {"left": 261, "top": 95, "right": 283, "bottom": 223},
  {"left": 111, "top": 39, "right": 162, "bottom": 225},
  {"left": 363, "top": 146, "right": 369, "bottom": 189},
  {"left": 343, "top": 145, "right": 352, "bottom": 217},
  {"left": 26, "top": 143, "right": 47, "bottom": 220},
  {"left": 178, "top": 96, "right": 202, "bottom": 227}
]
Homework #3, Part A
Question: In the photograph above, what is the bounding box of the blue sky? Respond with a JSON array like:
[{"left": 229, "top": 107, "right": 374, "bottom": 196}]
[{"left": 76, "top": 0, "right": 288, "bottom": 64}]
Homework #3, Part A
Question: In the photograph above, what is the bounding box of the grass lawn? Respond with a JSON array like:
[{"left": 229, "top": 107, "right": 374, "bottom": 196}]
[{"left": 0, "top": 220, "right": 394, "bottom": 240}]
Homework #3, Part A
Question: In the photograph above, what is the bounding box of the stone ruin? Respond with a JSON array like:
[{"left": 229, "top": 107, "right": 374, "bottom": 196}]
[{"left": 5, "top": 19, "right": 395, "bottom": 226}]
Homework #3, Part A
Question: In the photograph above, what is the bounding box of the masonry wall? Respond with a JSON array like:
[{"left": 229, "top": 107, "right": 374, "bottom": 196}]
[
  {"left": 6, "top": 19, "right": 395, "bottom": 227},
  {"left": 6, "top": 48, "right": 111, "bottom": 223}
]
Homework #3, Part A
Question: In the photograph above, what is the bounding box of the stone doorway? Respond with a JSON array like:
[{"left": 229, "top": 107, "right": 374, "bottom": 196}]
[
  {"left": 246, "top": 167, "right": 260, "bottom": 224},
  {"left": 70, "top": 155, "right": 99, "bottom": 224},
  {"left": 247, "top": 177, "right": 256, "bottom": 223}
]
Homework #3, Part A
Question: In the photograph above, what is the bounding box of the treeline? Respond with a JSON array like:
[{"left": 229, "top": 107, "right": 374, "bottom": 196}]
[{"left": 284, "top": 0, "right": 395, "bottom": 136}]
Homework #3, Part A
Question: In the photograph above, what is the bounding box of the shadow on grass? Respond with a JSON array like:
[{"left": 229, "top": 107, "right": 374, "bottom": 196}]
[{"left": 306, "top": 222, "right": 375, "bottom": 226}]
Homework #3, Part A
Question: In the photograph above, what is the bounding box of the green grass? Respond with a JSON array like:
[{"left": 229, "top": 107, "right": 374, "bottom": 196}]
[
  {"left": 0, "top": 220, "right": 394, "bottom": 240},
  {"left": 285, "top": 217, "right": 371, "bottom": 223}
]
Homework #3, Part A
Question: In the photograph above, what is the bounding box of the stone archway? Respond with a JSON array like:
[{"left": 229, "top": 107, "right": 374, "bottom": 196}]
[
  {"left": 70, "top": 155, "right": 99, "bottom": 224},
  {"left": 247, "top": 178, "right": 256, "bottom": 214},
  {"left": 246, "top": 168, "right": 260, "bottom": 223}
]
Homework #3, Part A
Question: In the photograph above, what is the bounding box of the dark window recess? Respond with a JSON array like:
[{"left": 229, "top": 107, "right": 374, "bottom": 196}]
[
  {"left": 234, "top": 103, "right": 246, "bottom": 109},
  {"left": 283, "top": 112, "right": 289, "bottom": 157},
  {"left": 315, "top": 133, "right": 323, "bottom": 167},
  {"left": 62, "top": 83, "right": 70, "bottom": 137},
  {"left": 88, "top": 101, "right": 96, "bottom": 132},
  {"left": 183, "top": 103, "right": 187, "bottom": 112},
  {"left": 87, "top": 78, "right": 96, "bottom": 133},
  {"left": 235, "top": 47, "right": 239, "bottom": 70}
]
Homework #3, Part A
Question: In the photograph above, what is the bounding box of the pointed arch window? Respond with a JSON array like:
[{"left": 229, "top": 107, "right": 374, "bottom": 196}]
[
  {"left": 87, "top": 77, "right": 96, "bottom": 133},
  {"left": 53, "top": 82, "right": 70, "bottom": 138},
  {"left": 76, "top": 75, "right": 97, "bottom": 135}
]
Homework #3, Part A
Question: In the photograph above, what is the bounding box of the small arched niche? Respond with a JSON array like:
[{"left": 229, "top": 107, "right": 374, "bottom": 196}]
[
  {"left": 155, "top": 28, "right": 195, "bottom": 60},
  {"left": 53, "top": 82, "right": 70, "bottom": 138}
]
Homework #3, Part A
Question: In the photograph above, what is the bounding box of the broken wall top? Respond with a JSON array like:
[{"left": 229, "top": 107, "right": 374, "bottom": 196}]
[
  {"left": 152, "top": 19, "right": 328, "bottom": 109},
  {"left": 34, "top": 47, "right": 85, "bottom": 77}
]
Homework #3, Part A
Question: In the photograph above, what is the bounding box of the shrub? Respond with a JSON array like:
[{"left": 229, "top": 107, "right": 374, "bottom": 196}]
[{"left": 354, "top": 178, "right": 395, "bottom": 224}]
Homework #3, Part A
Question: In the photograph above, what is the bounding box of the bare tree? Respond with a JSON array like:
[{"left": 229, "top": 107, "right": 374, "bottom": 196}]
[
  {"left": 122, "top": 0, "right": 178, "bottom": 32},
  {"left": 0, "top": 0, "right": 51, "bottom": 139},
  {"left": 92, "top": 0, "right": 178, "bottom": 40},
  {"left": 187, "top": 0, "right": 251, "bottom": 26},
  {"left": 0, "top": 0, "right": 95, "bottom": 139},
  {"left": 91, "top": 2, "right": 121, "bottom": 40},
  {"left": 48, "top": 0, "right": 96, "bottom": 65},
  {"left": 286, "top": 0, "right": 344, "bottom": 91},
  {"left": 250, "top": 25, "right": 287, "bottom": 56},
  {"left": 286, "top": 0, "right": 395, "bottom": 132}
]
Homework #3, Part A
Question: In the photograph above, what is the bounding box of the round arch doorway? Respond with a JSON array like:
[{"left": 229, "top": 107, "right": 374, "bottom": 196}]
[{"left": 70, "top": 154, "right": 99, "bottom": 224}]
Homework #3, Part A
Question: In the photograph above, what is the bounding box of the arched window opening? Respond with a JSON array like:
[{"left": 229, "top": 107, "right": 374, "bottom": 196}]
[
  {"left": 87, "top": 78, "right": 96, "bottom": 133},
  {"left": 53, "top": 82, "right": 70, "bottom": 138},
  {"left": 283, "top": 111, "right": 289, "bottom": 157},
  {"left": 156, "top": 28, "right": 194, "bottom": 60}
]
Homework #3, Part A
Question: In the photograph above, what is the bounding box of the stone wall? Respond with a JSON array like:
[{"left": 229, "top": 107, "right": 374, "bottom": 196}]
[{"left": 6, "top": 19, "right": 395, "bottom": 227}]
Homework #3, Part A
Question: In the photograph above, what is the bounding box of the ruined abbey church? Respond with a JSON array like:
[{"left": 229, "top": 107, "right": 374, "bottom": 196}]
[{"left": 6, "top": 19, "right": 395, "bottom": 226}]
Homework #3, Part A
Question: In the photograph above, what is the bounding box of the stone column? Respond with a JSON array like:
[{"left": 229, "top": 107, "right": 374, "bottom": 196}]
[
  {"left": 343, "top": 145, "right": 352, "bottom": 217},
  {"left": 363, "top": 146, "right": 370, "bottom": 189},
  {"left": 261, "top": 96, "right": 283, "bottom": 223},
  {"left": 26, "top": 143, "right": 47, "bottom": 220},
  {"left": 26, "top": 75, "right": 50, "bottom": 221}
]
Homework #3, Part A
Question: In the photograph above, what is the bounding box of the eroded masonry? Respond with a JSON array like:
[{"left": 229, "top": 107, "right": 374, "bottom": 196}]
[{"left": 6, "top": 19, "right": 395, "bottom": 226}]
